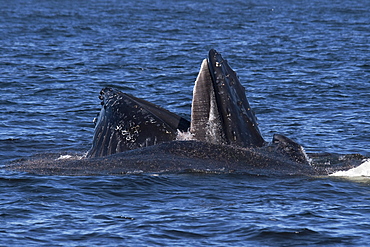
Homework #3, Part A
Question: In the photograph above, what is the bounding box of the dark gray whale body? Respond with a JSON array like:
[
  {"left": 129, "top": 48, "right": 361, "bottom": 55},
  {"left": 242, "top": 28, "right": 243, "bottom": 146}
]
[{"left": 7, "top": 49, "right": 366, "bottom": 176}]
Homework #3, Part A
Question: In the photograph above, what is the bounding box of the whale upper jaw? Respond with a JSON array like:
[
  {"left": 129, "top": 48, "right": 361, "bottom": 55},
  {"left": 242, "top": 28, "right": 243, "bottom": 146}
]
[{"left": 191, "top": 49, "right": 265, "bottom": 147}]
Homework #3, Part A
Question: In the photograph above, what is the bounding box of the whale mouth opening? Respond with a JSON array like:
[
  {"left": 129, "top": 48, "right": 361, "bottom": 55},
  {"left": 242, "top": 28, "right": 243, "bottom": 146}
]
[{"left": 87, "top": 49, "right": 266, "bottom": 158}]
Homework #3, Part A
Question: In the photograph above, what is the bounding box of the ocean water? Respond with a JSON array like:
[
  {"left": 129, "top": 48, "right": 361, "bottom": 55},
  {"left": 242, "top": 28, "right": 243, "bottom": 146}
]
[{"left": 1, "top": 0, "right": 370, "bottom": 246}]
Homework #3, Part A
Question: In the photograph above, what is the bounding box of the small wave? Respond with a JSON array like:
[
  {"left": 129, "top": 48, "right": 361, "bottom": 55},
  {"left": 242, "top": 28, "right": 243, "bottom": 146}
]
[{"left": 330, "top": 159, "right": 370, "bottom": 177}]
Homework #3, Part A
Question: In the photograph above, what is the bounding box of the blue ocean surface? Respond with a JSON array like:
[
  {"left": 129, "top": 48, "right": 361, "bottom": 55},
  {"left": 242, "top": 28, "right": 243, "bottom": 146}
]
[{"left": 1, "top": 0, "right": 370, "bottom": 246}]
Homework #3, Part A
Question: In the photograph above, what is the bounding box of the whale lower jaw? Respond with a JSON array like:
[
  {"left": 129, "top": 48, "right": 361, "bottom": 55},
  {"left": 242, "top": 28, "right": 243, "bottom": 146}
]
[
  {"left": 8, "top": 141, "right": 319, "bottom": 176},
  {"left": 87, "top": 88, "right": 190, "bottom": 158}
]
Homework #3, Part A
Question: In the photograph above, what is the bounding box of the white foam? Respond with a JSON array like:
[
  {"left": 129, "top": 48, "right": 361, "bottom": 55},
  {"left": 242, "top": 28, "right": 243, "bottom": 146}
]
[
  {"left": 176, "top": 130, "right": 195, "bottom": 141},
  {"left": 56, "top": 154, "right": 84, "bottom": 160},
  {"left": 56, "top": 155, "right": 74, "bottom": 160},
  {"left": 329, "top": 159, "right": 370, "bottom": 177}
]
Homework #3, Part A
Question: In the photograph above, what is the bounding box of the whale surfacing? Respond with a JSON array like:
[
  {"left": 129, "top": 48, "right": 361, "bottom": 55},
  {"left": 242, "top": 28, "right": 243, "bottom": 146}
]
[
  {"left": 88, "top": 49, "right": 266, "bottom": 158},
  {"left": 6, "top": 49, "right": 367, "bottom": 176}
]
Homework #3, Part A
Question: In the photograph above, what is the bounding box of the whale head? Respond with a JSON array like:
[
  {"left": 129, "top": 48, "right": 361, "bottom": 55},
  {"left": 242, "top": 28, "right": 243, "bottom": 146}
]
[{"left": 190, "top": 49, "right": 265, "bottom": 147}]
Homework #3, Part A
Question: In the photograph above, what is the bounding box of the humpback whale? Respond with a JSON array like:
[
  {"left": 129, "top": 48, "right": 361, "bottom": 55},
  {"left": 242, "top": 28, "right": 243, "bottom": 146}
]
[
  {"left": 6, "top": 49, "right": 366, "bottom": 176},
  {"left": 87, "top": 49, "right": 266, "bottom": 158}
]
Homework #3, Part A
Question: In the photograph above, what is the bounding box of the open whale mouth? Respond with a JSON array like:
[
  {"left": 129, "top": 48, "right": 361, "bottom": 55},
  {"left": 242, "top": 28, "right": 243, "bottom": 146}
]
[
  {"left": 87, "top": 49, "right": 265, "bottom": 158},
  {"left": 190, "top": 49, "right": 265, "bottom": 147}
]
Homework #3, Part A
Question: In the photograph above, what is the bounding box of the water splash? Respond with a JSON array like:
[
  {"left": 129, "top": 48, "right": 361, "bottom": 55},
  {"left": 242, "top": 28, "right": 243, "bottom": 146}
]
[
  {"left": 330, "top": 159, "right": 370, "bottom": 177},
  {"left": 176, "top": 130, "right": 195, "bottom": 141},
  {"left": 56, "top": 154, "right": 85, "bottom": 161}
]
